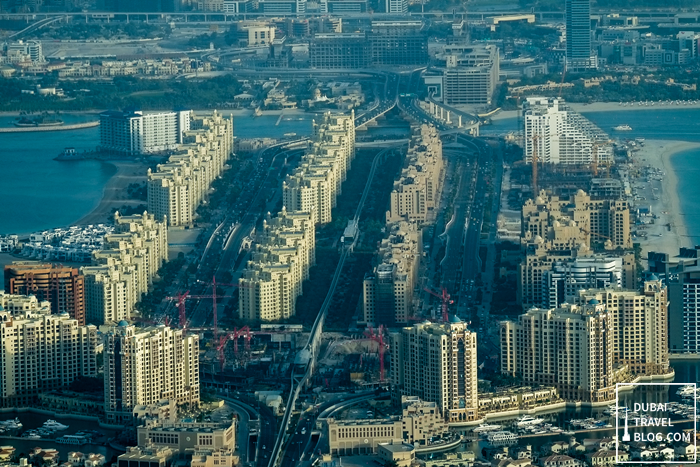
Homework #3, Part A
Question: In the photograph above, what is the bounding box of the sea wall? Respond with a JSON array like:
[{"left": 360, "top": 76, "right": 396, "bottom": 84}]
[
  {"left": 0, "top": 406, "right": 125, "bottom": 430},
  {"left": 0, "top": 121, "right": 99, "bottom": 133}
]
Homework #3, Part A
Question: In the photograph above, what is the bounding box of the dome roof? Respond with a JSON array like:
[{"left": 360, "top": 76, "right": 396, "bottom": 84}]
[
  {"left": 118, "top": 320, "right": 129, "bottom": 327},
  {"left": 649, "top": 274, "right": 659, "bottom": 281},
  {"left": 449, "top": 315, "right": 461, "bottom": 324},
  {"left": 577, "top": 189, "right": 585, "bottom": 196},
  {"left": 588, "top": 299, "right": 600, "bottom": 305},
  {"left": 534, "top": 196, "right": 544, "bottom": 204}
]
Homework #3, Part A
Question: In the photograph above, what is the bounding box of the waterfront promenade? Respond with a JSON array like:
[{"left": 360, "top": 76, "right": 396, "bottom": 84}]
[{"left": 0, "top": 121, "right": 99, "bottom": 133}]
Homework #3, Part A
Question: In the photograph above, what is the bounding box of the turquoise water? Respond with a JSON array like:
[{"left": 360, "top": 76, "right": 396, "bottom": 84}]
[
  {"left": 0, "top": 114, "right": 313, "bottom": 235},
  {"left": 485, "top": 108, "right": 700, "bottom": 239}
]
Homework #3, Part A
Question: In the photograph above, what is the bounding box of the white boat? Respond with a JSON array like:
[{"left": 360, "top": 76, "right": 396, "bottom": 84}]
[
  {"left": 613, "top": 125, "right": 632, "bottom": 131},
  {"left": 0, "top": 418, "right": 22, "bottom": 429},
  {"left": 43, "top": 420, "right": 69, "bottom": 430},
  {"left": 516, "top": 415, "right": 545, "bottom": 426},
  {"left": 473, "top": 424, "right": 502, "bottom": 433},
  {"left": 677, "top": 385, "right": 696, "bottom": 396},
  {"left": 487, "top": 431, "right": 519, "bottom": 443}
]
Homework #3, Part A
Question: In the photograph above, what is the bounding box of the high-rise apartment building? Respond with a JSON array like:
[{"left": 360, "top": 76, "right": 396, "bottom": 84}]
[
  {"left": 104, "top": 322, "right": 199, "bottom": 423},
  {"left": 575, "top": 278, "right": 670, "bottom": 376},
  {"left": 650, "top": 246, "right": 700, "bottom": 353},
  {"left": 0, "top": 299, "right": 97, "bottom": 407},
  {"left": 239, "top": 209, "right": 316, "bottom": 321},
  {"left": 82, "top": 212, "right": 168, "bottom": 325},
  {"left": 565, "top": 0, "right": 597, "bottom": 70},
  {"left": 147, "top": 111, "right": 234, "bottom": 227},
  {"left": 283, "top": 112, "right": 355, "bottom": 225},
  {"left": 309, "top": 33, "right": 369, "bottom": 69},
  {"left": 500, "top": 302, "right": 616, "bottom": 402},
  {"left": 6, "top": 40, "right": 43, "bottom": 62},
  {"left": 257, "top": 0, "right": 306, "bottom": 14},
  {"left": 362, "top": 221, "right": 422, "bottom": 326},
  {"left": 523, "top": 98, "right": 611, "bottom": 166},
  {"left": 99, "top": 110, "right": 191, "bottom": 156},
  {"left": 387, "top": 125, "right": 443, "bottom": 223},
  {"left": 391, "top": 318, "right": 478, "bottom": 422},
  {"left": 4, "top": 263, "right": 85, "bottom": 325}
]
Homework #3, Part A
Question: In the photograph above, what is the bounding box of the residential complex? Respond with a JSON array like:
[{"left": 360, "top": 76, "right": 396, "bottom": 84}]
[
  {"left": 4, "top": 263, "right": 85, "bottom": 325},
  {"left": 518, "top": 190, "right": 633, "bottom": 308},
  {"left": 575, "top": 278, "right": 670, "bottom": 376},
  {"left": 361, "top": 221, "right": 422, "bottom": 326},
  {"left": 391, "top": 318, "right": 479, "bottom": 423},
  {"left": 147, "top": 111, "right": 234, "bottom": 227},
  {"left": 136, "top": 419, "right": 236, "bottom": 454},
  {"left": 82, "top": 212, "right": 168, "bottom": 325},
  {"left": 327, "top": 396, "right": 448, "bottom": 456},
  {"left": 0, "top": 296, "right": 98, "bottom": 407},
  {"left": 99, "top": 110, "right": 191, "bottom": 156},
  {"left": 500, "top": 302, "right": 617, "bottom": 403},
  {"left": 523, "top": 98, "right": 611, "bottom": 166},
  {"left": 238, "top": 208, "right": 316, "bottom": 321},
  {"left": 387, "top": 125, "right": 444, "bottom": 223},
  {"left": 283, "top": 111, "right": 355, "bottom": 224},
  {"left": 104, "top": 322, "right": 200, "bottom": 423}
]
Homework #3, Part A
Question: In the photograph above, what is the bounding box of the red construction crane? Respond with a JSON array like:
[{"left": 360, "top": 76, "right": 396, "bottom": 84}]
[
  {"left": 364, "top": 325, "right": 388, "bottom": 382},
  {"left": 216, "top": 326, "right": 252, "bottom": 372},
  {"left": 423, "top": 287, "right": 452, "bottom": 322}
]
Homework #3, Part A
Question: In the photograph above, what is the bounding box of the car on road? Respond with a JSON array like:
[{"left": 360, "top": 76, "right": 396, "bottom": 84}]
[{"left": 301, "top": 428, "right": 306, "bottom": 434}]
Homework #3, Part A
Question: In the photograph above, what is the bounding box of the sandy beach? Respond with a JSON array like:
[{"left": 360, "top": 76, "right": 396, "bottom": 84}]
[
  {"left": 628, "top": 140, "right": 700, "bottom": 258},
  {"left": 73, "top": 161, "right": 149, "bottom": 226},
  {"left": 490, "top": 101, "right": 700, "bottom": 122}
]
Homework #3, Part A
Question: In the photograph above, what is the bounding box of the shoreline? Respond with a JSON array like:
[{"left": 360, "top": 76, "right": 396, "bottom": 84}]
[
  {"left": 489, "top": 101, "right": 700, "bottom": 122},
  {"left": 631, "top": 139, "right": 700, "bottom": 259},
  {"left": 72, "top": 160, "right": 150, "bottom": 227}
]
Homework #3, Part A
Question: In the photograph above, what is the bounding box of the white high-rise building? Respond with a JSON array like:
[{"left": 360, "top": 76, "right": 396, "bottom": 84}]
[
  {"left": 385, "top": 0, "right": 407, "bottom": 14},
  {"left": 523, "top": 97, "right": 612, "bottom": 166},
  {"left": 104, "top": 322, "right": 199, "bottom": 423},
  {"left": 543, "top": 256, "right": 626, "bottom": 308},
  {"left": 99, "top": 110, "right": 191, "bottom": 156},
  {"left": 391, "top": 318, "right": 478, "bottom": 422},
  {"left": 0, "top": 300, "right": 97, "bottom": 407}
]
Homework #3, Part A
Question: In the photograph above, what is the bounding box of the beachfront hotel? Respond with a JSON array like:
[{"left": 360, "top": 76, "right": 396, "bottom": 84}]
[
  {"left": 82, "top": 211, "right": 168, "bottom": 325},
  {"left": 147, "top": 111, "right": 234, "bottom": 227},
  {"left": 391, "top": 318, "right": 479, "bottom": 422},
  {"left": 104, "top": 322, "right": 199, "bottom": 423},
  {"left": 0, "top": 295, "right": 98, "bottom": 408},
  {"left": 282, "top": 111, "right": 355, "bottom": 224},
  {"left": 238, "top": 208, "right": 316, "bottom": 321},
  {"left": 4, "top": 263, "right": 85, "bottom": 325},
  {"left": 523, "top": 98, "right": 611, "bottom": 165},
  {"left": 500, "top": 301, "right": 617, "bottom": 403},
  {"left": 99, "top": 109, "right": 192, "bottom": 156}
]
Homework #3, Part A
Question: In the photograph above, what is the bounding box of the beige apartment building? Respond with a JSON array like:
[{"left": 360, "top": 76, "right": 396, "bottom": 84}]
[
  {"left": 0, "top": 298, "right": 97, "bottom": 407},
  {"left": 0, "top": 292, "right": 51, "bottom": 313},
  {"left": 104, "top": 323, "right": 200, "bottom": 423},
  {"left": 387, "top": 125, "right": 444, "bottom": 223},
  {"left": 82, "top": 212, "right": 167, "bottom": 325},
  {"left": 500, "top": 302, "right": 618, "bottom": 403},
  {"left": 522, "top": 190, "right": 631, "bottom": 250},
  {"left": 362, "top": 221, "right": 422, "bottom": 326},
  {"left": 327, "top": 396, "right": 449, "bottom": 456},
  {"left": 575, "top": 278, "right": 670, "bottom": 377},
  {"left": 283, "top": 112, "right": 355, "bottom": 225},
  {"left": 391, "top": 318, "right": 479, "bottom": 423},
  {"left": 239, "top": 209, "right": 316, "bottom": 321},
  {"left": 147, "top": 111, "right": 234, "bottom": 228}
]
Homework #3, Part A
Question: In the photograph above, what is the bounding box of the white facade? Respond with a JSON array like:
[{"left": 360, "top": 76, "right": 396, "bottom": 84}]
[
  {"left": 99, "top": 110, "right": 191, "bottom": 156},
  {"left": 0, "top": 303, "right": 97, "bottom": 405},
  {"left": 523, "top": 97, "right": 612, "bottom": 166},
  {"left": 543, "top": 256, "right": 624, "bottom": 308},
  {"left": 385, "top": 0, "right": 407, "bottom": 13},
  {"left": 104, "top": 323, "right": 200, "bottom": 423}
]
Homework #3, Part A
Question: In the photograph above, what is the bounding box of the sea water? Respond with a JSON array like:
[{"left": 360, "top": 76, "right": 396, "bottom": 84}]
[{"left": 0, "top": 114, "right": 313, "bottom": 235}]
